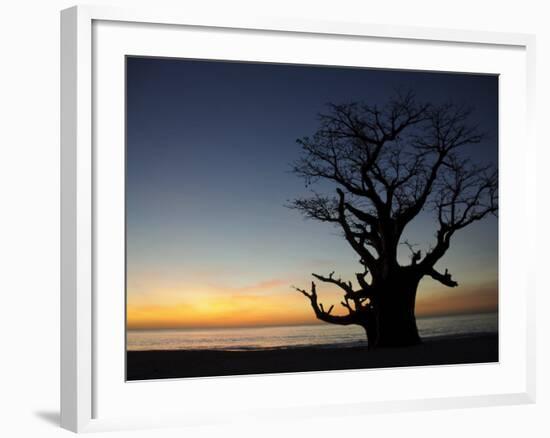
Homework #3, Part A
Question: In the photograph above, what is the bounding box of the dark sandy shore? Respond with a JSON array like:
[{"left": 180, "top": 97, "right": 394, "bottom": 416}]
[{"left": 126, "top": 333, "right": 498, "bottom": 381}]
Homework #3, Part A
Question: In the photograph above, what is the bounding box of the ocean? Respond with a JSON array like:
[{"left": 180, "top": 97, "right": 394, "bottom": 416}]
[{"left": 127, "top": 312, "right": 498, "bottom": 351}]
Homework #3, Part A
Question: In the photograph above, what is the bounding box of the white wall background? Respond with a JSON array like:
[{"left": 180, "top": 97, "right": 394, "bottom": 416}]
[{"left": 0, "top": 0, "right": 547, "bottom": 436}]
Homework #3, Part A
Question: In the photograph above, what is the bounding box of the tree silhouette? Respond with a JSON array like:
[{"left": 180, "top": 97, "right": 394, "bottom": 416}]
[{"left": 290, "top": 92, "right": 497, "bottom": 348}]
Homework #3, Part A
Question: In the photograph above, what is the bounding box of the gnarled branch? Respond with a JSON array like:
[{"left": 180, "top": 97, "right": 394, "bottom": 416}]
[
  {"left": 312, "top": 271, "right": 355, "bottom": 295},
  {"left": 293, "top": 282, "right": 357, "bottom": 325},
  {"left": 427, "top": 267, "right": 458, "bottom": 288}
]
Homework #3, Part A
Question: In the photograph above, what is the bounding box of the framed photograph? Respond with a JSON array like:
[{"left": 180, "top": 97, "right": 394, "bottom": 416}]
[{"left": 61, "top": 5, "right": 536, "bottom": 433}]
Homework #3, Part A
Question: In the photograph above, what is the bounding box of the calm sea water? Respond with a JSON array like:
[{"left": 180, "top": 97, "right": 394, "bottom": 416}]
[{"left": 127, "top": 312, "right": 497, "bottom": 351}]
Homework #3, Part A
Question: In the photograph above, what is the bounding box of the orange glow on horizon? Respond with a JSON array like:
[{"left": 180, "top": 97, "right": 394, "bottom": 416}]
[
  {"left": 127, "top": 279, "right": 498, "bottom": 330},
  {"left": 415, "top": 283, "right": 498, "bottom": 317},
  {"left": 127, "top": 293, "right": 316, "bottom": 329}
]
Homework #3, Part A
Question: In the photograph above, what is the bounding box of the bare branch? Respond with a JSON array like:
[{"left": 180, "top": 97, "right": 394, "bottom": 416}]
[
  {"left": 288, "top": 193, "right": 339, "bottom": 223},
  {"left": 335, "top": 188, "right": 379, "bottom": 272},
  {"left": 294, "top": 282, "right": 358, "bottom": 325},
  {"left": 341, "top": 297, "right": 354, "bottom": 313},
  {"left": 293, "top": 285, "right": 313, "bottom": 299},
  {"left": 401, "top": 240, "right": 422, "bottom": 266},
  {"left": 427, "top": 267, "right": 458, "bottom": 288},
  {"left": 312, "top": 271, "right": 355, "bottom": 295},
  {"left": 420, "top": 155, "right": 498, "bottom": 268}
]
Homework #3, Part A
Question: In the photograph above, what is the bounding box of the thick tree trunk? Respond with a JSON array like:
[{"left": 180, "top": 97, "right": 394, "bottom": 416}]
[{"left": 367, "top": 276, "right": 421, "bottom": 348}]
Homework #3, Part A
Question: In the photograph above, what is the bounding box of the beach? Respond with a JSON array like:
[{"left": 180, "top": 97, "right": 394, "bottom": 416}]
[{"left": 126, "top": 333, "right": 498, "bottom": 381}]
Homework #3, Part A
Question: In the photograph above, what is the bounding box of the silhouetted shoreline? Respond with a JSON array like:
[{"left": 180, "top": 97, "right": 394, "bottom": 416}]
[{"left": 126, "top": 333, "right": 498, "bottom": 381}]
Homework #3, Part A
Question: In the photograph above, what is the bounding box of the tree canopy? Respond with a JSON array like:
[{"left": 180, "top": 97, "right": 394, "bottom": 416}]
[{"left": 290, "top": 92, "right": 498, "bottom": 334}]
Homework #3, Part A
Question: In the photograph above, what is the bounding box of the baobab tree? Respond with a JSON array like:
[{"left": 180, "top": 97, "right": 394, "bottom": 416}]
[{"left": 290, "top": 92, "right": 497, "bottom": 348}]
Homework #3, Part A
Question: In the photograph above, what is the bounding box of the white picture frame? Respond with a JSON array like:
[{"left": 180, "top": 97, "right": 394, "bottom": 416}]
[{"left": 60, "top": 4, "right": 536, "bottom": 433}]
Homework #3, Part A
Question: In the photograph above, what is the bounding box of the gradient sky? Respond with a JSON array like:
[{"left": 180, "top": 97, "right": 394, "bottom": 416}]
[{"left": 126, "top": 57, "right": 498, "bottom": 330}]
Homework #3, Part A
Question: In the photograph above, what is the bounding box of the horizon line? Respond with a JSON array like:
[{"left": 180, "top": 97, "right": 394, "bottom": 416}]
[{"left": 127, "top": 309, "right": 498, "bottom": 331}]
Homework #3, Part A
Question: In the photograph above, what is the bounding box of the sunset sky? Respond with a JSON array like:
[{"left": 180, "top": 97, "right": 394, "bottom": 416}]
[{"left": 126, "top": 57, "right": 498, "bottom": 330}]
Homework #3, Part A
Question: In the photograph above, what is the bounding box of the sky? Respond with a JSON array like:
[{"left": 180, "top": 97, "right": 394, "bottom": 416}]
[{"left": 126, "top": 56, "right": 498, "bottom": 330}]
